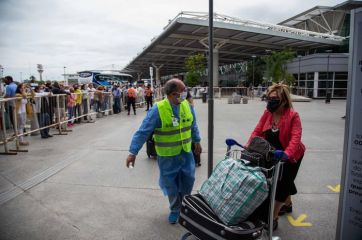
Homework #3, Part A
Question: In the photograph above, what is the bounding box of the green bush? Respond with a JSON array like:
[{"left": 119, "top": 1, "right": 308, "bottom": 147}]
[{"left": 185, "top": 53, "right": 206, "bottom": 87}]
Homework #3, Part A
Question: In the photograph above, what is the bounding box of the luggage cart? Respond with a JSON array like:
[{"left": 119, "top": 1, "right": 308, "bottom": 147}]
[{"left": 179, "top": 138, "right": 283, "bottom": 240}]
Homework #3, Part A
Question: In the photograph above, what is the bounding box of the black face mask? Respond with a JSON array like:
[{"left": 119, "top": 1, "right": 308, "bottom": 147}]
[{"left": 267, "top": 99, "right": 281, "bottom": 113}]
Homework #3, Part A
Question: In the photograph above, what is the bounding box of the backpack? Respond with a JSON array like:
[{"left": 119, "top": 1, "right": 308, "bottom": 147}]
[{"left": 246, "top": 136, "right": 275, "bottom": 168}]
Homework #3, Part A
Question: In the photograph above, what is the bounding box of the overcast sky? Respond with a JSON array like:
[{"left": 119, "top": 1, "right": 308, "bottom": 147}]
[{"left": 0, "top": 0, "right": 343, "bottom": 81}]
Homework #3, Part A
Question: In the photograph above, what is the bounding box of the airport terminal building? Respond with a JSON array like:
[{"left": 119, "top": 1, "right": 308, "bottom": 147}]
[
  {"left": 123, "top": 0, "right": 362, "bottom": 99},
  {"left": 282, "top": 1, "right": 361, "bottom": 99}
]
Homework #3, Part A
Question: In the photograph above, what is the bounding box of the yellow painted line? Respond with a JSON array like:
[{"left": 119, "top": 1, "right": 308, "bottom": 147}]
[
  {"left": 327, "top": 184, "right": 340, "bottom": 193},
  {"left": 287, "top": 214, "right": 312, "bottom": 227}
]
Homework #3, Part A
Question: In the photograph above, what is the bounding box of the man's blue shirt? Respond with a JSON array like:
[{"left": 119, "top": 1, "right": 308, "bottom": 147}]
[
  {"left": 129, "top": 100, "right": 201, "bottom": 155},
  {"left": 5, "top": 82, "right": 17, "bottom": 98}
]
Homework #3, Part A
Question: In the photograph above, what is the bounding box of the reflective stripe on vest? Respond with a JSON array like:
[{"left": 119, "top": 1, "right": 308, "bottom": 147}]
[
  {"left": 154, "top": 99, "right": 193, "bottom": 157},
  {"left": 154, "top": 137, "right": 192, "bottom": 147},
  {"left": 154, "top": 126, "right": 191, "bottom": 136}
]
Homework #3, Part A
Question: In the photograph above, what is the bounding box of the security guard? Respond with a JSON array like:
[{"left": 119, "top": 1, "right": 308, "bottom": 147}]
[{"left": 126, "top": 79, "right": 202, "bottom": 224}]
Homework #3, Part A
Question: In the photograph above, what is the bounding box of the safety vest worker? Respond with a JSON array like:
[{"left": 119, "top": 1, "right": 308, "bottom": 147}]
[
  {"left": 126, "top": 79, "right": 202, "bottom": 224},
  {"left": 153, "top": 98, "right": 193, "bottom": 156}
]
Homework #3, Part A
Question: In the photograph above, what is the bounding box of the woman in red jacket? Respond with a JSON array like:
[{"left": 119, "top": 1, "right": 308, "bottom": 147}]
[{"left": 248, "top": 83, "right": 305, "bottom": 229}]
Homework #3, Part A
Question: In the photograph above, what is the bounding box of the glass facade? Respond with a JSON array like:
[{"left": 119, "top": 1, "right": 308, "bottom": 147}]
[{"left": 295, "top": 71, "right": 348, "bottom": 98}]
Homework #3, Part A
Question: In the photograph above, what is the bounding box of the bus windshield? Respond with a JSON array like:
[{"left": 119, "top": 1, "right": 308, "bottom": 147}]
[
  {"left": 94, "top": 74, "right": 133, "bottom": 83},
  {"left": 78, "top": 71, "right": 133, "bottom": 87}
]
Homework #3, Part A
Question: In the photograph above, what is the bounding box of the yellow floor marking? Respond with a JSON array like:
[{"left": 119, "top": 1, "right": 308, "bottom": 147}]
[
  {"left": 327, "top": 184, "right": 340, "bottom": 193},
  {"left": 287, "top": 214, "right": 312, "bottom": 227}
]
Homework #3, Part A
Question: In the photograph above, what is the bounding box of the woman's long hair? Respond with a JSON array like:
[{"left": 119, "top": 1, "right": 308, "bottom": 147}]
[{"left": 16, "top": 83, "right": 25, "bottom": 94}]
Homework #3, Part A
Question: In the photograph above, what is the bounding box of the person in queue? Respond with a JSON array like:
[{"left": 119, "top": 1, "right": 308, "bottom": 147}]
[
  {"left": 15, "top": 83, "right": 29, "bottom": 146},
  {"left": 44, "top": 81, "right": 55, "bottom": 124},
  {"left": 3, "top": 76, "right": 17, "bottom": 128},
  {"left": 112, "top": 84, "right": 122, "bottom": 114},
  {"left": 33, "top": 86, "right": 53, "bottom": 138},
  {"left": 73, "top": 84, "right": 82, "bottom": 123},
  {"left": 126, "top": 78, "right": 202, "bottom": 224},
  {"left": 94, "top": 86, "right": 104, "bottom": 115},
  {"left": 247, "top": 83, "right": 305, "bottom": 230}
]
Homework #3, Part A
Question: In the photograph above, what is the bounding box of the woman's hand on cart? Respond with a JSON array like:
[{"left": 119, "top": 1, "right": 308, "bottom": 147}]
[{"left": 273, "top": 150, "right": 289, "bottom": 161}]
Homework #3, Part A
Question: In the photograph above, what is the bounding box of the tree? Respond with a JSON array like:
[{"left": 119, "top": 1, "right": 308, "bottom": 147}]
[
  {"left": 37, "top": 80, "right": 45, "bottom": 85},
  {"left": 185, "top": 53, "right": 206, "bottom": 87},
  {"left": 29, "top": 75, "right": 36, "bottom": 82},
  {"left": 245, "top": 57, "right": 265, "bottom": 87},
  {"left": 263, "top": 49, "right": 296, "bottom": 84}
]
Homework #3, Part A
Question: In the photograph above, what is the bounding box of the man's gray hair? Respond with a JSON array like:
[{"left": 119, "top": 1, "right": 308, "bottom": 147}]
[{"left": 164, "top": 79, "right": 179, "bottom": 96}]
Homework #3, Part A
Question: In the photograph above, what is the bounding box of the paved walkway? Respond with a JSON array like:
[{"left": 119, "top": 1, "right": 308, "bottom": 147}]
[{"left": 0, "top": 99, "right": 346, "bottom": 240}]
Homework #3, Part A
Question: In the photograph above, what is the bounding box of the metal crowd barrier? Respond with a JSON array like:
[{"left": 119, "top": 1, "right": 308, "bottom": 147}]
[
  {"left": 189, "top": 87, "right": 250, "bottom": 99},
  {"left": 1, "top": 86, "right": 249, "bottom": 155},
  {"left": 0, "top": 91, "right": 114, "bottom": 155}
]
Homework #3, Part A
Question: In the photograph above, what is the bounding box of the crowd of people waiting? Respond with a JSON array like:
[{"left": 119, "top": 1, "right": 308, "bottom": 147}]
[{"left": 1, "top": 75, "right": 156, "bottom": 146}]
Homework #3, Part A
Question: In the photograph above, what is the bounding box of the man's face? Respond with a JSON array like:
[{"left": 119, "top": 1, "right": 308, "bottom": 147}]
[{"left": 170, "top": 84, "right": 186, "bottom": 105}]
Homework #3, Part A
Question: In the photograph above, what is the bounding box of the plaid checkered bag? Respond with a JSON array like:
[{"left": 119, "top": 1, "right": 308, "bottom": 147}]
[{"left": 199, "top": 157, "right": 268, "bottom": 225}]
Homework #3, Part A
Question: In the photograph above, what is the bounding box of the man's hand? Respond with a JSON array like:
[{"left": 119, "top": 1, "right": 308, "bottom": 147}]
[
  {"left": 193, "top": 143, "right": 202, "bottom": 155},
  {"left": 126, "top": 154, "right": 136, "bottom": 168}
]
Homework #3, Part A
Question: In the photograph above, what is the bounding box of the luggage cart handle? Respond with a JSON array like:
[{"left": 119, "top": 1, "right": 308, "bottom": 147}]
[
  {"left": 225, "top": 138, "right": 245, "bottom": 151},
  {"left": 272, "top": 150, "right": 289, "bottom": 162}
]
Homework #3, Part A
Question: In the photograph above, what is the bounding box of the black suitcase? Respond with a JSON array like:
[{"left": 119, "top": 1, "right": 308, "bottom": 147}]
[
  {"left": 146, "top": 134, "right": 157, "bottom": 158},
  {"left": 179, "top": 194, "right": 264, "bottom": 240}
]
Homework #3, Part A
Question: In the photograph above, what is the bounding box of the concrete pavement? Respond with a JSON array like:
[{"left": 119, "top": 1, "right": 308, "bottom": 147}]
[{"left": 0, "top": 98, "right": 346, "bottom": 240}]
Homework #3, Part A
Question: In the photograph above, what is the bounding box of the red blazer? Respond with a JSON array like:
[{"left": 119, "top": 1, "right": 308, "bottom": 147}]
[{"left": 248, "top": 108, "right": 306, "bottom": 163}]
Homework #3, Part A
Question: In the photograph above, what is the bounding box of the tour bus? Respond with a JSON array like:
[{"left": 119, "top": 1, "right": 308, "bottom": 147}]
[{"left": 78, "top": 70, "right": 134, "bottom": 87}]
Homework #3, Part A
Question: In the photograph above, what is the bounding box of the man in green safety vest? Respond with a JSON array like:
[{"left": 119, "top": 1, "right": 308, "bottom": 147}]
[{"left": 126, "top": 79, "right": 202, "bottom": 224}]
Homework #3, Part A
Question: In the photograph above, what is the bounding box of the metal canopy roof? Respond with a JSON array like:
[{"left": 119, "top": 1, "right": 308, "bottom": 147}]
[
  {"left": 279, "top": 1, "right": 362, "bottom": 34},
  {"left": 279, "top": 6, "right": 332, "bottom": 27},
  {"left": 123, "top": 12, "right": 345, "bottom": 77}
]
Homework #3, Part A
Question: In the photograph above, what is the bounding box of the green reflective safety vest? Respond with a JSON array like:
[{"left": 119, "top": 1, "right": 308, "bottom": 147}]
[{"left": 154, "top": 99, "right": 193, "bottom": 157}]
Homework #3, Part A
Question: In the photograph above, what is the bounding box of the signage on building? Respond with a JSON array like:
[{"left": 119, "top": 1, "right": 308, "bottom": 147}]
[{"left": 337, "top": 8, "right": 362, "bottom": 240}]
